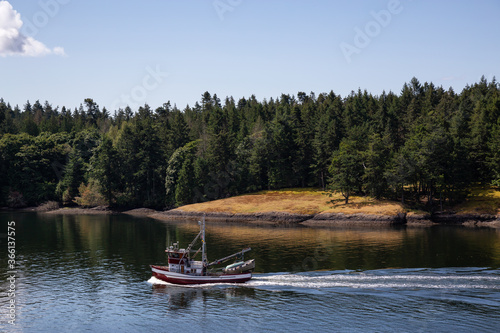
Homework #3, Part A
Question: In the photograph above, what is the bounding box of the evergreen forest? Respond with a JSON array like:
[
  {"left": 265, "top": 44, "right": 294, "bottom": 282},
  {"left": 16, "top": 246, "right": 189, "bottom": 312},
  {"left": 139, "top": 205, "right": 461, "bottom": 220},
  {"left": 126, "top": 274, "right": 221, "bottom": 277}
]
[{"left": 1, "top": 77, "right": 499, "bottom": 212}]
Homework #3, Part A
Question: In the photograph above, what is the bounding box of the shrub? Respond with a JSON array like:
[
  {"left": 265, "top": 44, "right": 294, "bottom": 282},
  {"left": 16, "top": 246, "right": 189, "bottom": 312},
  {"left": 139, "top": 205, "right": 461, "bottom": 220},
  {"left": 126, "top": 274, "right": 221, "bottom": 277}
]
[
  {"left": 7, "top": 191, "right": 26, "bottom": 208},
  {"left": 37, "top": 201, "right": 60, "bottom": 212},
  {"left": 73, "top": 179, "right": 107, "bottom": 207},
  {"left": 62, "top": 188, "right": 73, "bottom": 206}
]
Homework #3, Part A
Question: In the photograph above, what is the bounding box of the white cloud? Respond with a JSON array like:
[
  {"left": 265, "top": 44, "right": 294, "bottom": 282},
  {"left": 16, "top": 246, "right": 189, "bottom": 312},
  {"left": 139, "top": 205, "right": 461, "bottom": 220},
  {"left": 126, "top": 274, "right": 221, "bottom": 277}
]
[{"left": 0, "top": 0, "right": 65, "bottom": 57}]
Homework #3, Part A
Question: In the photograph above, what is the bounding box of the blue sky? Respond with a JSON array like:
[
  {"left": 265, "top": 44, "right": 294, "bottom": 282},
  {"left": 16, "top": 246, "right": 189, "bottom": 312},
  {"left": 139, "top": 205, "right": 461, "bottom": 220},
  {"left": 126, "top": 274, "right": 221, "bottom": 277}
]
[{"left": 1, "top": 0, "right": 499, "bottom": 111}]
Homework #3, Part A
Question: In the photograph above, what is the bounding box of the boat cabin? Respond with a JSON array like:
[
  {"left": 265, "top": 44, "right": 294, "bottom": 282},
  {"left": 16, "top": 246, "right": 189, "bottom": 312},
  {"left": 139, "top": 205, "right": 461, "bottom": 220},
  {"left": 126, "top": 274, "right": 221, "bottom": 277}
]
[{"left": 166, "top": 243, "right": 205, "bottom": 275}]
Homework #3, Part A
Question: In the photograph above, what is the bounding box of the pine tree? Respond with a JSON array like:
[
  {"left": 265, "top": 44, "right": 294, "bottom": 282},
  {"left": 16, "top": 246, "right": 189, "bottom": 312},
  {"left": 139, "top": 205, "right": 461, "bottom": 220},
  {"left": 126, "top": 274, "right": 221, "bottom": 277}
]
[
  {"left": 363, "top": 134, "right": 391, "bottom": 198},
  {"left": 206, "top": 106, "right": 233, "bottom": 198},
  {"left": 175, "top": 158, "right": 195, "bottom": 206},
  {"left": 328, "top": 138, "right": 364, "bottom": 204},
  {"left": 165, "top": 140, "right": 199, "bottom": 207},
  {"left": 266, "top": 114, "right": 296, "bottom": 189},
  {"left": 91, "top": 136, "right": 119, "bottom": 205},
  {"left": 170, "top": 110, "right": 189, "bottom": 151},
  {"left": 488, "top": 119, "right": 500, "bottom": 186},
  {"left": 57, "top": 149, "right": 85, "bottom": 204}
]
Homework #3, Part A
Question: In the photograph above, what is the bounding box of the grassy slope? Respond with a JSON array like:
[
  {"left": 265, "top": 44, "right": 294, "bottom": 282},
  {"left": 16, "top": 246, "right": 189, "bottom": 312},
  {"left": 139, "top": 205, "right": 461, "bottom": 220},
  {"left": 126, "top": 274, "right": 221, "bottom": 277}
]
[
  {"left": 175, "top": 188, "right": 406, "bottom": 216},
  {"left": 175, "top": 186, "right": 500, "bottom": 217}
]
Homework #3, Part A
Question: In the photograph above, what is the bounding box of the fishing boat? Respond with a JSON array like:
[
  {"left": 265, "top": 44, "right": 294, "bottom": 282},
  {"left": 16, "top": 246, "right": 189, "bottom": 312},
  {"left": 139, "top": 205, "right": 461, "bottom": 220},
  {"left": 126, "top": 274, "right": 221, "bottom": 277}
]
[{"left": 150, "top": 216, "right": 255, "bottom": 285}]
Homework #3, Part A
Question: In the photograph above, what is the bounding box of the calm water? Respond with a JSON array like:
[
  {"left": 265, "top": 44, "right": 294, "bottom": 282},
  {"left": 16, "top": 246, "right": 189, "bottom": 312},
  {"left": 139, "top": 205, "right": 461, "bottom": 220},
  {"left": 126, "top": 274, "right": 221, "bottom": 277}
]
[{"left": 1, "top": 212, "right": 500, "bottom": 332}]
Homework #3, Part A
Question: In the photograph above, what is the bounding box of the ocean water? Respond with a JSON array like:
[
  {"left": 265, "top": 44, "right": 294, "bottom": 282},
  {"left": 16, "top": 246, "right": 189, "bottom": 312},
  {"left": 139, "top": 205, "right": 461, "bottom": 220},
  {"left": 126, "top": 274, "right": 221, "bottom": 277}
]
[{"left": 1, "top": 212, "right": 499, "bottom": 332}]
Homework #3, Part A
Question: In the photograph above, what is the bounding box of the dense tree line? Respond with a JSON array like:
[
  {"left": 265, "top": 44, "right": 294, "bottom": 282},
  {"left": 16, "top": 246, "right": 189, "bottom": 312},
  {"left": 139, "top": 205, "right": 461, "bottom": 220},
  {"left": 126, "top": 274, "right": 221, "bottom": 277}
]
[{"left": 1, "top": 77, "right": 499, "bottom": 211}]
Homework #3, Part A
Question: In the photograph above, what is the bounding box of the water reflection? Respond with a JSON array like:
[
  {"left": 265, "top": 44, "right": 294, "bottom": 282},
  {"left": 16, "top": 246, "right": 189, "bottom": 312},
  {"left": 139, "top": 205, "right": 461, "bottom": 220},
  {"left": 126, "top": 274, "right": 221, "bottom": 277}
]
[
  {"left": 152, "top": 284, "right": 204, "bottom": 310},
  {"left": 2, "top": 212, "right": 500, "bottom": 282},
  {"left": 151, "top": 282, "right": 257, "bottom": 312},
  {"left": 2, "top": 212, "right": 500, "bottom": 333},
  {"left": 165, "top": 221, "right": 500, "bottom": 272}
]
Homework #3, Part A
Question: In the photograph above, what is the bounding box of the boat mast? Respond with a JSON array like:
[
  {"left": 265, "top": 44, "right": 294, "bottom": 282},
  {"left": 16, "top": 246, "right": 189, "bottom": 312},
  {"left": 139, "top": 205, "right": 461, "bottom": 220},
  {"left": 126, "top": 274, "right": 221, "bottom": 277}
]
[{"left": 201, "top": 214, "right": 207, "bottom": 270}]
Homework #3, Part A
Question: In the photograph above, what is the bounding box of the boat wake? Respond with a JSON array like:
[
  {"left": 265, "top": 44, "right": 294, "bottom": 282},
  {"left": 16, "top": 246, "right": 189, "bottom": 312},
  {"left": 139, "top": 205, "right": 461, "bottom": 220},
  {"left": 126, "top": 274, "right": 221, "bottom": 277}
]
[
  {"left": 148, "top": 276, "right": 171, "bottom": 285},
  {"left": 246, "top": 268, "right": 500, "bottom": 293},
  {"left": 148, "top": 267, "right": 500, "bottom": 292}
]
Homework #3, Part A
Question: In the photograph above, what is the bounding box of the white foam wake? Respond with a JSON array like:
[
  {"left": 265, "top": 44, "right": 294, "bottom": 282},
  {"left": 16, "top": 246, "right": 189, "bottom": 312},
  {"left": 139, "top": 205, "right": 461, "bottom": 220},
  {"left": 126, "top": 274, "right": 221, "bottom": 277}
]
[
  {"left": 246, "top": 271, "right": 500, "bottom": 290},
  {"left": 147, "top": 269, "right": 500, "bottom": 291},
  {"left": 147, "top": 276, "right": 170, "bottom": 285}
]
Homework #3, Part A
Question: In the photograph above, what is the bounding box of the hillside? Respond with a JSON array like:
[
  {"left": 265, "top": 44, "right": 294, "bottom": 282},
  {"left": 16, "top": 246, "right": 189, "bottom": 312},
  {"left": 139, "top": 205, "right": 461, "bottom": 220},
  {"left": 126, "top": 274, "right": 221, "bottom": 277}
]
[
  {"left": 172, "top": 188, "right": 404, "bottom": 215},
  {"left": 149, "top": 187, "right": 500, "bottom": 228}
]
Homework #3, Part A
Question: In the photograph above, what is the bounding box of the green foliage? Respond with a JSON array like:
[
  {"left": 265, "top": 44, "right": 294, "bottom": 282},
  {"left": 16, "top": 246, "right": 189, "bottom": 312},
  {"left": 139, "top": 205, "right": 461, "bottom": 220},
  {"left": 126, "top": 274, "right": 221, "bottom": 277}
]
[
  {"left": 266, "top": 114, "right": 296, "bottom": 189},
  {"left": 113, "top": 105, "right": 165, "bottom": 208},
  {"left": 90, "top": 136, "right": 119, "bottom": 205},
  {"left": 363, "top": 134, "right": 391, "bottom": 199},
  {"left": 328, "top": 138, "right": 364, "bottom": 204},
  {"left": 175, "top": 157, "right": 195, "bottom": 207},
  {"left": 0, "top": 132, "right": 69, "bottom": 205},
  {"left": 488, "top": 119, "right": 500, "bottom": 186},
  {"left": 165, "top": 140, "right": 200, "bottom": 207},
  {"left": 206, "top": 105, "right": 234, "bottom": 197},
  {"left": 1, "top": 77, "right": 499, "bottom": 211},
  {"left": 56, "top": 148, "right": 85, "bottom": 205}
]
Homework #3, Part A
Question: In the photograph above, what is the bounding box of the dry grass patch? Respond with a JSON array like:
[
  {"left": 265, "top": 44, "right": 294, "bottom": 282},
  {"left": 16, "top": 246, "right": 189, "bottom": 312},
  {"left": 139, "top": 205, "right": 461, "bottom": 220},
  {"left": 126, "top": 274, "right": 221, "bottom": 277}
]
[
  {"left": 175, "top": 189, "right": 407, "bottom": 216},
  {"left": 323, "top": 194, "right": 405, "bottom": 216},
  {"left": 455, "top": 186, "right": 500, "bottom": 215},
  {"left": 176, "top": 189, "right": 331, "bottom": 215},
  {"left": 174, "top": 186, "right": 500, "bottom": 217}
]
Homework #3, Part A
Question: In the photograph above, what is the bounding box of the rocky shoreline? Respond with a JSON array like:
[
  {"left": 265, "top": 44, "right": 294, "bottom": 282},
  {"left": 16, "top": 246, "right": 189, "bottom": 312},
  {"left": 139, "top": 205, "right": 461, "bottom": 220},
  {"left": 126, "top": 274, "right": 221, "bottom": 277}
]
[
  {"left": 147, "top": 209, "right": 500, "bottom": 228},
  {"left": 301, "top": 212, "right": 407, "bottom": 227},
  {"left": 148, "top": 210, "right": 315, "bottom": 225},
  {"left": 6, "top": 206, "right": 499, "bottom": 228}
]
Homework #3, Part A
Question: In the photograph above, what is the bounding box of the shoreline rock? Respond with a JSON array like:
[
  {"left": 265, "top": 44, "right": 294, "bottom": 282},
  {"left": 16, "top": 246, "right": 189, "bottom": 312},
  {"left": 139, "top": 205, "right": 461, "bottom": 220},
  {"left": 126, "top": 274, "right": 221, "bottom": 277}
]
[
  {"left": 300, "top": 212, "right": 407, "bottom": 227},
  {"left": 430, "top": 212, "right": 498, "bottom": 224},
  {"left": 122, "top": 208, "right": 158, "bottom": 216},
  {"left": 42, "top": 206, "right": 116, "bottom": 215},
  {"left": 149, "top": 210, "right": 314, "bottom": 225},
  {"left": 406, "top": 213, "right": 437, "bottom": 226},
  {"left": 6, "top": 205, "right": 499, "bottom": 228}
]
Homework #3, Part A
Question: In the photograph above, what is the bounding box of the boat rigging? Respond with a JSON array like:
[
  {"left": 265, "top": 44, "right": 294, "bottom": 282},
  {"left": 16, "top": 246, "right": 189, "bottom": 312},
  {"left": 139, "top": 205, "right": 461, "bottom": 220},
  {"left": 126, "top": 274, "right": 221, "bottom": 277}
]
[{"left": 150, "top": 215, "right": 255, "bottom": 285}]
